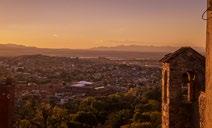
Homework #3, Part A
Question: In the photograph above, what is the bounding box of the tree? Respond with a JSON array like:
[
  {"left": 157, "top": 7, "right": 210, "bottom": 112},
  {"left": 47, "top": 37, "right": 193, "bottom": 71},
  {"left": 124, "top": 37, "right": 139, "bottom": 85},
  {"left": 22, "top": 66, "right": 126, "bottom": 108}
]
[
  {"left": 130, "top": 122, "right": 152, "bottom": 128},
  {"left": 107, "top": 109, "right": 132, "bottom": 128},
  {"left": 79, "top": 97, "right": 96, "bottom": 112},
  {"left": 48, "top": 106, "right": 69, "bottom": 128},
  {"left": 64, "top": 99, "right": 80, "bottom": 113},
  {"left": 72, "top": 111, "right": 98, "bottom": 127},
  {"left": 32, "top": 102, "right": 52, "bottom": 128},
  {"left": 17, "top": 119, "right": 31, "bottom": 128}
]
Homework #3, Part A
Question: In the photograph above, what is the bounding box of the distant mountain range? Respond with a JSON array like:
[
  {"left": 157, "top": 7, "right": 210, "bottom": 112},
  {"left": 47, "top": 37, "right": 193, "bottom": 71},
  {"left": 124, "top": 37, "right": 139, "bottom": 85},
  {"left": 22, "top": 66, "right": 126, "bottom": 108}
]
[
  {"left": 91, "top": 45, "right": 205, "bottom": 53},
  {"left": 0, "top": 44, "right": 205, "bottom": 59}
]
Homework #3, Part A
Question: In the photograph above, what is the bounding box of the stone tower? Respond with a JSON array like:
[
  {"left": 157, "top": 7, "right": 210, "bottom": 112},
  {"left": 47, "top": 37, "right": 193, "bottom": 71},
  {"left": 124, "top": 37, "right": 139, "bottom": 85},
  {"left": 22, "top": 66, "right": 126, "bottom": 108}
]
[
  {"left": 160, "top": 47, "right": 205, "bottom": 128},
  {"left": 0, "top": 78, "right": 15, "bottom": 128},
  {"left": 205, "top": 0, "right": 212, "bottom": 128}
]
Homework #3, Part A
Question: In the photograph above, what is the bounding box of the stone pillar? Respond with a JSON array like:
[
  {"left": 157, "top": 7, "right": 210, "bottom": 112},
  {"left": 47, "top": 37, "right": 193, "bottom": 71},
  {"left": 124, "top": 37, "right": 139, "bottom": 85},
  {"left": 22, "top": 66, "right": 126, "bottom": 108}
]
[
  {"left": 205, "top": 0, "right": 212, "bottom": 128},
  {"left": 0, "top": 84, "right": 14, "bottom": 128},
  {"left": 162, "top": 63, "right": 170, "bottom": 128}
]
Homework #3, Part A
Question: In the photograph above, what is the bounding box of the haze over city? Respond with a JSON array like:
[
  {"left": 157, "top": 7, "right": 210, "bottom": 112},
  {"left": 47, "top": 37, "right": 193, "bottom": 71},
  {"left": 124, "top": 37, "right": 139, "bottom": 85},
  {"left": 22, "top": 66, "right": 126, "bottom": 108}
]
[{"left": 0, "top": 0, "right": 206, "bottom": 49}]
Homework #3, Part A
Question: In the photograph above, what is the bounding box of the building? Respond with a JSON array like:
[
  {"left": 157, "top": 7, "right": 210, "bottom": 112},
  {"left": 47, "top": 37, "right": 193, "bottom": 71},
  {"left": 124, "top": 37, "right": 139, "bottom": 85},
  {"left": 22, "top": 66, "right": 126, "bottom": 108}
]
[
  {"left": 0, "top": 78, "right": 15, "bottom": 128},
  {"left": 160, "top": 47, "right": 205, "bottom": 128}
]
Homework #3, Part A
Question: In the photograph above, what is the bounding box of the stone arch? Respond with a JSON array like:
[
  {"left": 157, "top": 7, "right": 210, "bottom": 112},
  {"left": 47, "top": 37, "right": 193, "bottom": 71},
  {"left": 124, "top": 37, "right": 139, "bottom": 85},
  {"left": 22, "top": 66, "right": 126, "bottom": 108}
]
[
  {"left": 182, "top": 71, "right": 197, "bottom": 102},
  {"left": 163, "top": 70, "right": 168, "bottom": 103}
]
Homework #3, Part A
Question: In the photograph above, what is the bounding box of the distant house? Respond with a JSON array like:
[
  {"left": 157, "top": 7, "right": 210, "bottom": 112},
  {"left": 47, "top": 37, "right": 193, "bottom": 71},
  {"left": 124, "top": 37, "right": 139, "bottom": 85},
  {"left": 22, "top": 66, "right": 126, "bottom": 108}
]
[{"left": 160, "top": 47, "right": 205, "bottom": 128}]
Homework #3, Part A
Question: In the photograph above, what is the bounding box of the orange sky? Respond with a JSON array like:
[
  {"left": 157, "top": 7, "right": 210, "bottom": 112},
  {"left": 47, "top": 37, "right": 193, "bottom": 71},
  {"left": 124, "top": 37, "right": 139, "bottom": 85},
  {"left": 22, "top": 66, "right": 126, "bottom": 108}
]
[{"left": 0, "top": 0, "right": 207, "bottom": 49}]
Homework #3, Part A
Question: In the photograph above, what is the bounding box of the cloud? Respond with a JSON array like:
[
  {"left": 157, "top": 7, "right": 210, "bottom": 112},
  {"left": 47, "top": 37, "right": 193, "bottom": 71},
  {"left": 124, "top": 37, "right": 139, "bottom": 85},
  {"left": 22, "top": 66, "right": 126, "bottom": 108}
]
[
  {"left": 93, "top": 40, "right": 142, "bottom": 46},
  {"left": 52, "top": 34, "right": 59, "bottom": 38}
]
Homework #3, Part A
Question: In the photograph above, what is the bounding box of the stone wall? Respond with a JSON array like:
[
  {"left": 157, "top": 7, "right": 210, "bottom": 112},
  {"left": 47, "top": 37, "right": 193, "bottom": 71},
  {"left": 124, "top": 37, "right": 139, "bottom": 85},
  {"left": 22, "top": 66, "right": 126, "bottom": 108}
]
[
  {"left": 162, "top": 63, "right": 170, "bottom": 128},
  {"left": 205, "top": 0, "right": 212, "bottom": 128},
  {"left": 169, "top": 56, "right": 204, "bottom": 128},
  {"left": 199, "top": 92, "right": 206, "bottom": 128}
]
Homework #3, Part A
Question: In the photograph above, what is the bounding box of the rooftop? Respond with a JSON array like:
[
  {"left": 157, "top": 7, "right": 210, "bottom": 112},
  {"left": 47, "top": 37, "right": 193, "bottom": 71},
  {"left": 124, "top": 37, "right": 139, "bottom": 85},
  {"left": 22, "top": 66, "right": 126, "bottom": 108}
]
[{"left": 160, "top": 47, "right": 205, "bottom": 63}]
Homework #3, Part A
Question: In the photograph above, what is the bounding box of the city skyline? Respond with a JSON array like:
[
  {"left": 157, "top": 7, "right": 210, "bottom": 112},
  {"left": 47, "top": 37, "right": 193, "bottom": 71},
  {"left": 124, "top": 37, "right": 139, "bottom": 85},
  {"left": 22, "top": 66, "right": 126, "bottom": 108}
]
[{"left": 0, "top": 0, "right": 207, "bottom": 49}]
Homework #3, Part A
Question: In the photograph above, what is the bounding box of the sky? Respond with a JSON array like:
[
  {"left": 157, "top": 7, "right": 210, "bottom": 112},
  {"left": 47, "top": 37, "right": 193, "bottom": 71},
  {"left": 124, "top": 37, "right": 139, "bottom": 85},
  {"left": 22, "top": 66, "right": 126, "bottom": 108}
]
[{"left": 0, "top": 0, "right": 207, "bottom": 49}]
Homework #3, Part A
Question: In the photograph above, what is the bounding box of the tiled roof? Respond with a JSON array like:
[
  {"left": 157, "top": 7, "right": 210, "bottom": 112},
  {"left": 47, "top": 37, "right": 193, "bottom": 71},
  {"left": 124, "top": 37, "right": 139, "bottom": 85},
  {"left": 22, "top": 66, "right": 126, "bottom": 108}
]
[{"left": 160, "top": 47, "right": 205, "bottom": 63}]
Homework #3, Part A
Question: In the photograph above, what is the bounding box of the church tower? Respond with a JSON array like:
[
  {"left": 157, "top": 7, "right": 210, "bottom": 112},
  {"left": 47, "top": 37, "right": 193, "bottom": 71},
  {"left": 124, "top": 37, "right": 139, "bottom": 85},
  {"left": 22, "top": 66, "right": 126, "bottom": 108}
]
[{"left": 160, "top": 47, "right": 205, "bottom": 128}]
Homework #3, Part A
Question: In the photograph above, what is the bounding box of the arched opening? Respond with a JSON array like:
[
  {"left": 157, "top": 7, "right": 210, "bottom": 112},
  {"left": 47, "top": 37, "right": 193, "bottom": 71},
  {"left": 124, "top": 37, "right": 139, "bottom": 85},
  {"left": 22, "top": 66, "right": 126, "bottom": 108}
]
[
  {"left": 163, "top": 70, "right": 168, "bottom": 103},
  {"left": 182, "top": 71, "right": 197, "bottom": 102}
]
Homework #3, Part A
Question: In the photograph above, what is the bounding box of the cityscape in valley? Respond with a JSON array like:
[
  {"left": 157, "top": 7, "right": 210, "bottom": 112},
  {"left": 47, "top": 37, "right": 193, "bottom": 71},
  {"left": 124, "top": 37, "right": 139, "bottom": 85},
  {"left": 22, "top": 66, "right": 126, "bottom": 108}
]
[{"left": 0, "top": 46, "right": 162, "bottom": 127}]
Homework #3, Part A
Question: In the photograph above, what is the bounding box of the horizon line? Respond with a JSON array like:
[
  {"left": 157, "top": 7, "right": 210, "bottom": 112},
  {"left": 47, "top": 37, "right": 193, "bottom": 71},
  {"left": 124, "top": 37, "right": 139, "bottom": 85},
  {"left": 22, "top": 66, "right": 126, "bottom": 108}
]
[{"left": 0, "top": 43, "right": 205, "bottom": 50}]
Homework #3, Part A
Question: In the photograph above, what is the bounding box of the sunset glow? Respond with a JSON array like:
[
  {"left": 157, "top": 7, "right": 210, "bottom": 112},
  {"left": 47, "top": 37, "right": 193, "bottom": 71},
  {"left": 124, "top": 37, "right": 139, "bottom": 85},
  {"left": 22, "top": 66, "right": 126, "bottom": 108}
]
[{"left": 0, "top": 0, "right": 206, "bottom": 49}]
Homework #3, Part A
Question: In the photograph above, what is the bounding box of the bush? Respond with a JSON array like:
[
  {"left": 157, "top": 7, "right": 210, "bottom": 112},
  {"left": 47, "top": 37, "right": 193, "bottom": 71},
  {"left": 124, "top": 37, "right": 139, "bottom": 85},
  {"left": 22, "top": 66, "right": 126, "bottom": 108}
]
[
  {"left": 130, "top": 122, "right": 152, "bottom": 128},
  {"left": 72, "top": 111, "right": 98, "bottom": 126}
]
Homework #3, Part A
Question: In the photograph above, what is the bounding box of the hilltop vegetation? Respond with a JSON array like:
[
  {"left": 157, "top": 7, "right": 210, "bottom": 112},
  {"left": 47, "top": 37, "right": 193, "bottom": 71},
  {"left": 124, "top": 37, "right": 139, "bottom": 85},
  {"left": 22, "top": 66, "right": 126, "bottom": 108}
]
[{"left": 16, "top": 86, "right": 161, "bottom": 128}]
